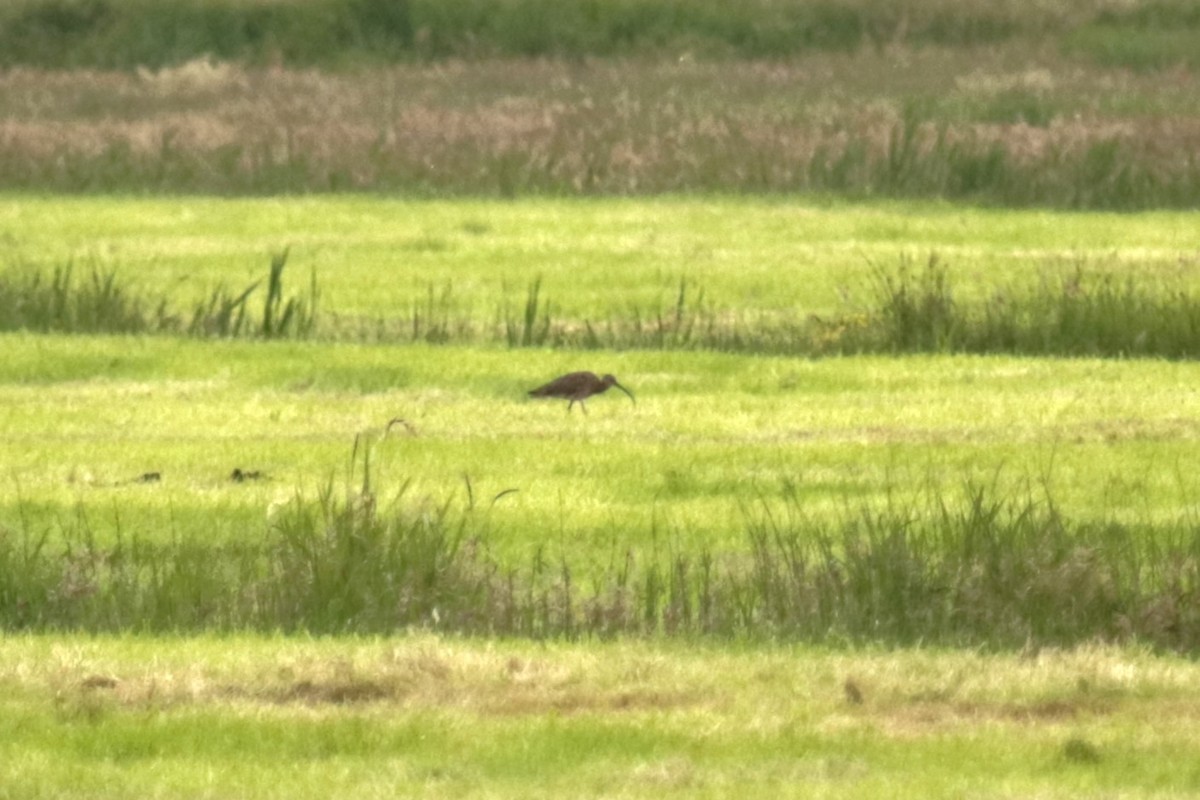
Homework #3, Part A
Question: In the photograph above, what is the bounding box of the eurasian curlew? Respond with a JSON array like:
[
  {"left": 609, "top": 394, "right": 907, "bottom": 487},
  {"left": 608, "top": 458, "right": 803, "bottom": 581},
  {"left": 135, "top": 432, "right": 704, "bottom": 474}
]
[{"left": 528, "top": 371, "right": 635, "bottom": 413}]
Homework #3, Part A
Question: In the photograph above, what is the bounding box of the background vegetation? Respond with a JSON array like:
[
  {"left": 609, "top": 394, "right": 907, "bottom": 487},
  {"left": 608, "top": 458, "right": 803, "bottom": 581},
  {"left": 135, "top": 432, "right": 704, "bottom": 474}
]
[
  {"left": 3, "top": 0, "right": 1200, "bottom": 68},
  {"left": 1, "top": 0, "right": 1198, "bottom": 205}
]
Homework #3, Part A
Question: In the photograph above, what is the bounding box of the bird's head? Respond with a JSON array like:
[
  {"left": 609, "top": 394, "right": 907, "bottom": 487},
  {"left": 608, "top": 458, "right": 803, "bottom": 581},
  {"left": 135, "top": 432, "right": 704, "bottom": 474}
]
[{"left": 602, "top": 374, "right": 636, "bottom": 404}]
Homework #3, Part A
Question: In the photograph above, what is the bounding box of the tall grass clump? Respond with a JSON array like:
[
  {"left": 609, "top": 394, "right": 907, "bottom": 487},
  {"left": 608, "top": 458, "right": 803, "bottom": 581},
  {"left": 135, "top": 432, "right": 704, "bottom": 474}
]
[
  {"left": 865, "top": 253, "right": 958, "bottom": 352},
  {"left": 259, "top": 437, "right": 494, "bottom": 633},
  {"left": 830, "top": 254, "right": 1200, "bottom": 358},
  {"left": 0, "top": 502, "right": 264, "bottom": 631},
  {"left": 0, "top": 251, "right": 317, "bottom": 339},
  {"left": 403, "top": 281, "right": 464, "bottom": 344},
  {"left": 260, "top": 248, "right": 319, "bottom": 338},
  {"left": 0, "top": 263, "right": 160, "bottom": 334},
  {"left": 504, "top": 276, "right": 552, "bottom": 348},
  {"left": 731, "top": 484, "right": 1170, "bottom": 647},
  {"left": 189, "top": 248, "right": 318, "bottom": 339},
  {"left": 3, "top": 456, "right": 1200, "bottom": 650},
  {"left": 0, "top": 439, "right": 503, "bottom": 633}
]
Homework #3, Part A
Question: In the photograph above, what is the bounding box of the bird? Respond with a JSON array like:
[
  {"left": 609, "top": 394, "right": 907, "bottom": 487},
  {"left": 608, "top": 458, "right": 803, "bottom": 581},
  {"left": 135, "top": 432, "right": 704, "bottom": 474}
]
[{"left": 527, "top": 371, "right": 635, "bottom": 413}]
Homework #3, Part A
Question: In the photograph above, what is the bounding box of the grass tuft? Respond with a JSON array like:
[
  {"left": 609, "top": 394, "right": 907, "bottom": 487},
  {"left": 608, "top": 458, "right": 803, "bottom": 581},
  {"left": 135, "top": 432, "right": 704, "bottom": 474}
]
[
  {"left": 505, "top": 276, "right": 551, "bottom": 348},
  {"left": 0, "top": 263, "right": 154, "bottom": 334},
  {"left": 0, "top": 252, "right": 317, "bottom": 340},
  {"left": 833, "top": 254, "right": 1200, "bottom": 358},
  {"left": 259, "top": 248, "right": 318, "bottom": 339}
]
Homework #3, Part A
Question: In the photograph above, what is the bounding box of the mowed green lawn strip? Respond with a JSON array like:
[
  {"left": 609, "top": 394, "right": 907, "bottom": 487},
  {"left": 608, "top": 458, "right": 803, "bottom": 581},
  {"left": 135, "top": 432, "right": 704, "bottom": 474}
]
[
  {"left": 4, "top": 333, "right": 1200, "bottom": 564},
  {"left": 3, "top": 634, "right": 1200, "bottom": 798},
  {"left": 4, "top": 195, "right": 1200, "bottom": 326}
]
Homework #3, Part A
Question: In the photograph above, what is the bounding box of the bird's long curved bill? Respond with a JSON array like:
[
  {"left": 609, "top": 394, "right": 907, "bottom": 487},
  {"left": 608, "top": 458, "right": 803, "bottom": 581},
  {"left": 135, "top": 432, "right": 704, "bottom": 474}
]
[{"left": 614, "top": 382, "right": 636, "bottom": 404}]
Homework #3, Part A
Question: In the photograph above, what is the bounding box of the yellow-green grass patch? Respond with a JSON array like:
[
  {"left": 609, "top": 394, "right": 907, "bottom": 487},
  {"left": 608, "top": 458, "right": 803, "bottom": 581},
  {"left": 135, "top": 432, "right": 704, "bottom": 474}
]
[
  {"left": 4, "top": 195, "right": 1200, "bottom": 327},
  {"left": 5, "top": 334, "right": 1200, "bottom": 565},
  {"left": 3, "top": 634, "right": 1200, "bottom": 798}
]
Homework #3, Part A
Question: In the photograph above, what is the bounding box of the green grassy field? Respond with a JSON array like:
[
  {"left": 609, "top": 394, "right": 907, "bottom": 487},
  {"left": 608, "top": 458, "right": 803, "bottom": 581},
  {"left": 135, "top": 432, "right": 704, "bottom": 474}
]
[
  {"left": 4, "top": 634, "right": 1200, "bottom": 798},
  {"left": 6, "top": 1, "right": 1200, "bottom": 791},
  {"left": 5, "top": 333, "right": 1200, "bottom": 559},
  {"left": 5, "top": 196, "right": 1200, "bottom": 561},
  {"left": 6, "top": 194, "right": 1200, "bottom": 794},
  {"left": 6, "top": 195, "right": 1200, "bottom": 323}
]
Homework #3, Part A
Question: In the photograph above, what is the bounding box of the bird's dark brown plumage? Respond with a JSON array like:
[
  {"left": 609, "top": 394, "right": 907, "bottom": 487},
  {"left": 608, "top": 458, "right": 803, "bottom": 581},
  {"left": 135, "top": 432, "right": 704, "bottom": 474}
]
[{"left": 528, "top": 371, "right": 635, "bottom": 413}]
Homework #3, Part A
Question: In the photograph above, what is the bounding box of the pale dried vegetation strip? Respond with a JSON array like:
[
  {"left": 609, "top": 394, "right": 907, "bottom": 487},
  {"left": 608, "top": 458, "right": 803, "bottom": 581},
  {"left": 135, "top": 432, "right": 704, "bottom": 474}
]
[
  {"left": 1, "top": 51, "right": 1197, "bottom": 199},
  {"left": 7, "top": 635, "right": 1200, "bottom": 734}
]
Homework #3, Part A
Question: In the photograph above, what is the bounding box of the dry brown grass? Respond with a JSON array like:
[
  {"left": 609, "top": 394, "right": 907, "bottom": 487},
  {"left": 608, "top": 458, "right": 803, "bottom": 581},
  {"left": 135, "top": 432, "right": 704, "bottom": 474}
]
[
  {"left": 2, "top": 51, "right": 1197, "bottom": 203},
  {"left": 15, "top": 634, "right": 1200, "bottom": 732}
]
